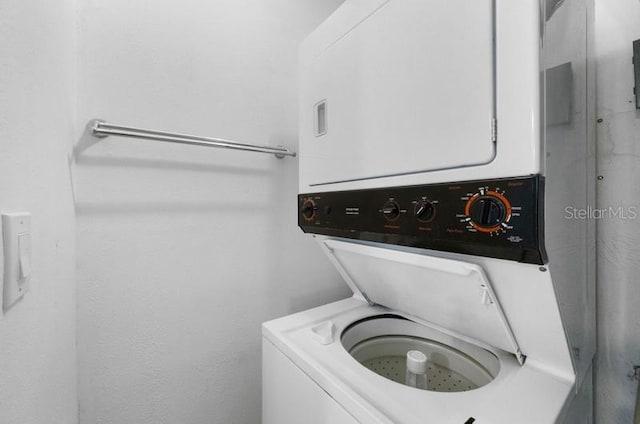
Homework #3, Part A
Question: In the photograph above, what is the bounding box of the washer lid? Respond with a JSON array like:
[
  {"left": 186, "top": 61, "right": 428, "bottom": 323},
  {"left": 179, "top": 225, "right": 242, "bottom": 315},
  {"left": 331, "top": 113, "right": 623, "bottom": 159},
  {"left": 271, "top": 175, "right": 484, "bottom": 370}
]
[{"left": 321, "top": 239, "right": 523, "bottom": 364}]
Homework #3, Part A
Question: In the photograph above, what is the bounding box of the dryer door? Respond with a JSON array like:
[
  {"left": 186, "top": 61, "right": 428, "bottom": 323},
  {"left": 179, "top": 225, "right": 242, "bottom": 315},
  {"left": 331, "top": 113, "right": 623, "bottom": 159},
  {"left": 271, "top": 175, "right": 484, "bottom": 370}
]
[
  {"left": 321, "top": 239, "right": 523, "bottom": 363},
  {"left": 300, "top": 0, "right": 496, "bottom": 187}
]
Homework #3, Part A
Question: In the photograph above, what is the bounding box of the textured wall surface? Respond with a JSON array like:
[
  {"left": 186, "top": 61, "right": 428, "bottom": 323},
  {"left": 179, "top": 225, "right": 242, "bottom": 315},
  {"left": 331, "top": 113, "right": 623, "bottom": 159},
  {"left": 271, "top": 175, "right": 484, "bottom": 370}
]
[
  {"left": 0, "top": 1, "right": 78, "bottom": 423},
  {"left": 594, "top": 1, "right": 640, "bottom": 423},
  {"left": 74, "top": 1, "right": 348, "bottom": 423}
]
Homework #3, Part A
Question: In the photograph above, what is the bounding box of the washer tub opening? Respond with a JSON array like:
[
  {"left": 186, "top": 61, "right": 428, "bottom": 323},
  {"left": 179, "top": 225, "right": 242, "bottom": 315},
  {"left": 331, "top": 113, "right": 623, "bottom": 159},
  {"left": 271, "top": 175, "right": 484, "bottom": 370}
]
[{"left": 341, "top": 315, "right": 501, "bottom": 393}]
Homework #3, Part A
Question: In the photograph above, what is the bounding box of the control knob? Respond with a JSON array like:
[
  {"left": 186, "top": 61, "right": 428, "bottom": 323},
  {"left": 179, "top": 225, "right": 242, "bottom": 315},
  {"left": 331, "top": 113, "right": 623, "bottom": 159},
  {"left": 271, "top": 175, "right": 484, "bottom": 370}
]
[
  {"left": 301, "top": 200, "right": 316, "bottom": 221},
  {"left": 464, "top": 190, "right": 512, "bottom": 233},
  {"left": 381, "top": 200, "right": 400, "bottom": 221},
  {"left": 414, "top": 200, "right": 435, "bottom": 223}
]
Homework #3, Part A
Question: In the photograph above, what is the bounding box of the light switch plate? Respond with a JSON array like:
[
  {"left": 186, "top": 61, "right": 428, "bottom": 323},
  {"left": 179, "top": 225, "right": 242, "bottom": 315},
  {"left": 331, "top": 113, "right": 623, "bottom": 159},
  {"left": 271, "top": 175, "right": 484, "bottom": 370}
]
[{"left": 2, "top": 213, "right": 31, "bottom": 312}]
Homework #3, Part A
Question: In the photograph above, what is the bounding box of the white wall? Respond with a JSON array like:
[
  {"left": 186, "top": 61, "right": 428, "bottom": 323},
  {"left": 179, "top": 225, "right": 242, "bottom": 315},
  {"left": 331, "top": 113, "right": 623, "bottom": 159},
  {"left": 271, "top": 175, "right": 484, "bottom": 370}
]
[
  {"left": 74, "top": 1, "right": 348, "bottom": 423},
  {"left": 595, "top": 1, "right": 640, "bottom": 422},
  {"left": 0, "top": 1, "right": 78, "bottom": 424}
]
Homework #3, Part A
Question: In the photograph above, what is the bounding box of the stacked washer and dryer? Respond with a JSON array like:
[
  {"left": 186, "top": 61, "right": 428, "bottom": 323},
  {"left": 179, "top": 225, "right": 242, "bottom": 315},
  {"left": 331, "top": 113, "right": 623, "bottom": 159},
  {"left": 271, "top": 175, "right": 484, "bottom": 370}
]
[{"left": 263, "top": 0, "right": 595, "bottom": 423}]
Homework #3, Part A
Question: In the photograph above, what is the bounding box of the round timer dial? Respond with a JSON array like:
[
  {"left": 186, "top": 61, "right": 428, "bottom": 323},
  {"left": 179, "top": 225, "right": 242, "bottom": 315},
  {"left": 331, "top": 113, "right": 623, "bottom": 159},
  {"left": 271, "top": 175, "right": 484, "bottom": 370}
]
[
  {"left": 464, "top": 190, "right": 512, "bottom": 234},
  {"left": 300, "top": 199, "right": 317, "bottom": 221}
]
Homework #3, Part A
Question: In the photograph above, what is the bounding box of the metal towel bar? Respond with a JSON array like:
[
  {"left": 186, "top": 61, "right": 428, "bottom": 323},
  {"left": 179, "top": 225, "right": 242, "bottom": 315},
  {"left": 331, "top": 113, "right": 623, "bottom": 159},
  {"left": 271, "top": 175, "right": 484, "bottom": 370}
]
[{"left": 89, "top": 120, "right": 296, "bottom": 158}]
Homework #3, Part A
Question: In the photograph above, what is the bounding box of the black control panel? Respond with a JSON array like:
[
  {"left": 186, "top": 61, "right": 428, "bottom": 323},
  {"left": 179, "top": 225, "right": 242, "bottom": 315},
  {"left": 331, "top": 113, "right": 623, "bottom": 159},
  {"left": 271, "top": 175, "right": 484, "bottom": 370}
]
[{"left": 298, "top": 175, "right": 547, "bottom": 264}]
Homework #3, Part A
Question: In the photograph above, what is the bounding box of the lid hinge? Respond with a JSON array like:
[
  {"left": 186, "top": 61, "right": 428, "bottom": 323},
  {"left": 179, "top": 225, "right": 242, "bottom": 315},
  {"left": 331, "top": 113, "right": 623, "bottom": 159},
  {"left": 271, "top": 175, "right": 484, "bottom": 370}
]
[
  {"left": 491, "top": 118, "right": 497, "bottom": 143},
  {"left": 319, "top": 240, "right": 375, "bottom": 306}
]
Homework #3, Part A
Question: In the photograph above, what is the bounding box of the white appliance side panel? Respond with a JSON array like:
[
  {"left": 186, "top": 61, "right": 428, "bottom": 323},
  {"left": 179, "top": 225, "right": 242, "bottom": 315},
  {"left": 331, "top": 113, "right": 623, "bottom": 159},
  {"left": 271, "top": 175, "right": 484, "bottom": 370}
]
[
  {"left": 543, "top": 0, "right": 596, "bottom": 391},
  {"left": 262, "top": 338, "right": 359, "bottom": 424},
  {"left": 299, "top": 0, "right": 391, "bottom": 66},
  {"left": 300, "top": 0, "right": 496, "bottom": 186}
]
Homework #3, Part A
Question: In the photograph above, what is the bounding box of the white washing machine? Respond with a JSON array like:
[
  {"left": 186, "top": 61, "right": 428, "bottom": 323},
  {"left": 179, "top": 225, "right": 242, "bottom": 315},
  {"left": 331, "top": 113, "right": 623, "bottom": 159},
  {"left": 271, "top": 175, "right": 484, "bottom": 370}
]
[{"left": 263, "top": 0, "right": 596, "bottom": 423}]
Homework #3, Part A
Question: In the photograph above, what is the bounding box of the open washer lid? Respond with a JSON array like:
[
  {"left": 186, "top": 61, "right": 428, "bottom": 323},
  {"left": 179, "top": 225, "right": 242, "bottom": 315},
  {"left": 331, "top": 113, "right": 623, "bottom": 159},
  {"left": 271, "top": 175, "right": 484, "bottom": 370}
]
[{"left": 321, "top": 239, "right": 524, "bottom": 364}]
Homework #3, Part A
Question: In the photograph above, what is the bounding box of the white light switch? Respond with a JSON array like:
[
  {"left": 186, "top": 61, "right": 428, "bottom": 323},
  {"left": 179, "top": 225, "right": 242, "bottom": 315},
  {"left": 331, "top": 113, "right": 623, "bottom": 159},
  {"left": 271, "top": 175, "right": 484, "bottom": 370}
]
[
  {"left": 18, "top": 233, "right": 31, "bottom": 279},
  {"left": 2, "top": 213, "right": 31, "bottom": 312}
]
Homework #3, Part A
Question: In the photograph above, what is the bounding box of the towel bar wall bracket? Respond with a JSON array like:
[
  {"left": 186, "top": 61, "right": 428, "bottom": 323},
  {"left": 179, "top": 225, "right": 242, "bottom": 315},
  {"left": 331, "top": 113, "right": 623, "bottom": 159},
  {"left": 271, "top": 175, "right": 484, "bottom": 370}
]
[{"left": 88, "top": 119, "right": 296, "bottom": 159}]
